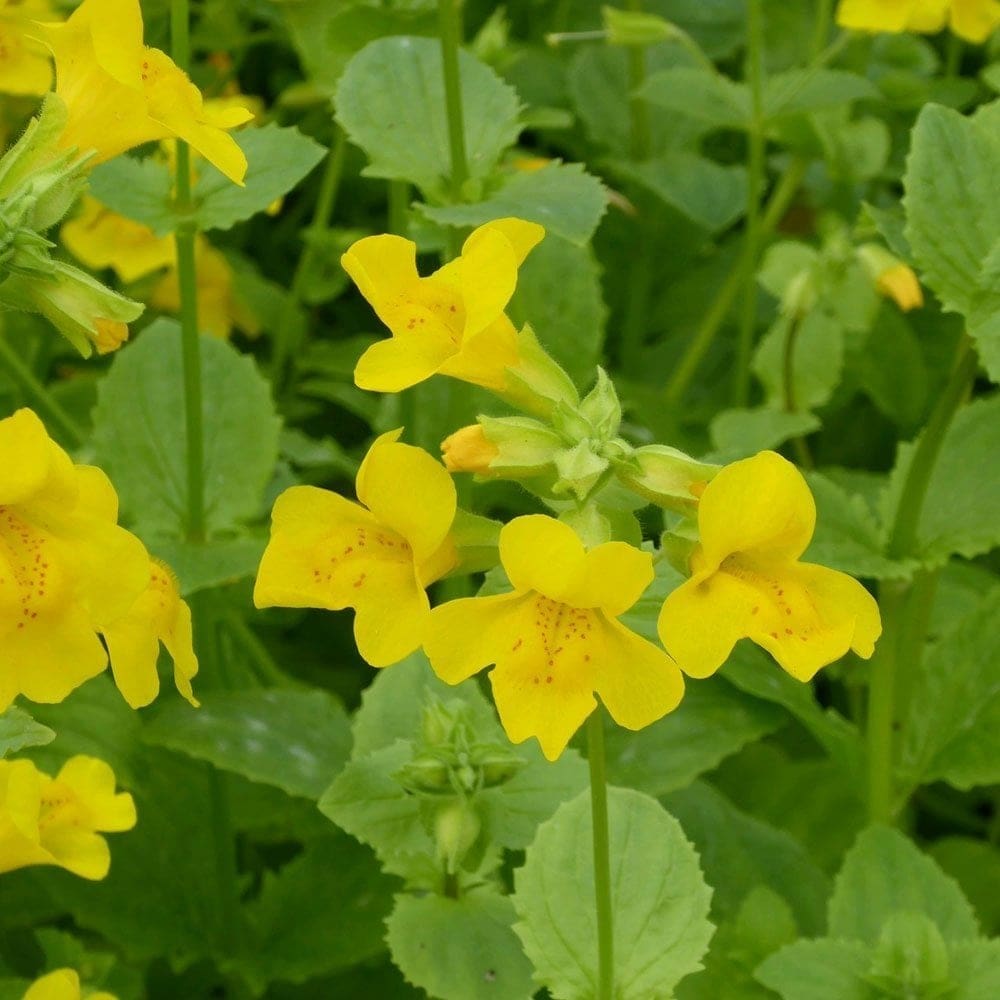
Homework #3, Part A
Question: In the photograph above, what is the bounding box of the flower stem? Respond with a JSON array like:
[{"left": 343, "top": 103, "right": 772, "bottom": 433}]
[
  {"left": 438, "top": 0, "right": 469, "bottom": 202},
  {"left": 388, "top": 179, "right": 411, "bottom": 236},
  {"left": 0, "top": 330, "right": 83, "bottom": 447},
  {"left": 171, "top": 0, "right": 205, "bottom": 542},
  {"left": 867, "top": 336, "right": 978, "bottom": 822},
  {"left": 588, "top": 710, "right": 614, "bottom": 1000},
  {"left": 810, "top": 0, "right": 834, "bottom": 58},
  {"left": 734, "top": 0, "right": 766, "bottom": 406},
  {"left": 663, "top": 156, "right": 806, "bottom": 407},
  {"left": 626, "top": 0, "right": 651, "bottom": 161},
  {"left": 272, "top": 126, "right": 348, "bottom": 397},
  {"left": 781, "top": 312, "right": 813, "bottom": 467}
]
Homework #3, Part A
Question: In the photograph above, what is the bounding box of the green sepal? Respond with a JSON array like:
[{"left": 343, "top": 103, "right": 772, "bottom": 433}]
[
  {"left": 498, "top": 323, "right": 580, "bottom": 417},
  {"left": 602, "top": 5, "right": 682, "bottom": 47},
  {"left": 613, "top": 443, "right": 719, "bottom": 513}
]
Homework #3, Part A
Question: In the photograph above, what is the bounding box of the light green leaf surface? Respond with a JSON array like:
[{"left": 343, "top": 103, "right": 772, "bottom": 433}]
[
  {"left": 513, "top": 787, "right": 714, "bottom": 1000},
  {"left": 0, "top": 705, "right": 55, "bottom": 758}
]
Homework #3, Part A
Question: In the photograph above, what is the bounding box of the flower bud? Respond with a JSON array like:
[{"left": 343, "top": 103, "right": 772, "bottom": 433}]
[
  {"left": 856, "top": 244, "right": 923, "bottom": 312},
  {"left": 441, "top": 425, "right": 500, "bottom": 474},
  {"left": 434, "top": 800, "right": 482, "bottom": 874},
  {"left": 603, "top": 5, "right": 682, "bottom": 46},
  {"left": 498, "top": 324, "right": 580, "bottom": 418},
  {"left": 614, "top": 445, "right": 719, "bottom": 513}
]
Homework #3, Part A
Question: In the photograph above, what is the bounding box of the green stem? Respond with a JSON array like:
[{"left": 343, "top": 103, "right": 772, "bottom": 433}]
[
  {"left": 810, "top": 0, "right": 834, "bottom": 58},
  {"left": 663, "top": 157, "right": 806, "bottom": 406},
  {"left": 438, "top": 0, "right": 469, "bottom": 201},
  {"left": 734, "top": 0, "right": 766, "bottom": 406},
  {"left": 626, "top": 0, "right": 650, "bottom": 161},
  {"left": 867, "top": 336, "right": 978, "bottom": 822},
  {"left": 0, "top": 332, "right": 83, "bottom": 446},
  {"left": 944, "top": 33, "right": 963, "bottom": 78},
  {"left": 273, "top": 126, "right": 348, "bottom": 396},
  {"left": 171, "top": 0, "right": 206, "bottom": 542},
  {"left": 781, "top": 312, "right": 813, "bottom": 467},
  {"left": 620, "top": 227, "right": 653, "bottom": 372},
  {"left": 588, "top": 710, "right": 614, "bottom": 1000},
  {"left": 388, "top": 179, "right": 411, "bottom": 236}
]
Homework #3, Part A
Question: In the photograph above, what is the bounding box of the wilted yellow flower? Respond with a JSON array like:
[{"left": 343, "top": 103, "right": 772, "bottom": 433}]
[
  {"left": 342, "top": 218, "right": 544, "bottom": 393},
  {"left": 0, "top": 408, "right": 198, "bottom": 709},
  {"left": 441, "top": 425, "right": 499, "bottom": 473},
  {"left": 657, "top": 451, "right": 881, "bottom": 681},
  {"left": 0, "top": 755, "right": 135, "bottom": 880},
  {"left": 255, "top": 430, "right": 458, "bottom": 667},
  {"left": 837, "top": 0, "right": 1000, "bottom": 42},
  {"left": 23, "top": 968, "right": 117, "bottom": 1000},
  {"left": 35, "top": 0, "right": 251, "bottom": 182},
  {"left": 60, "top": 195, "right": 174, "bottom": 283},
  {"left": 0, "top": 0, "right": 57, "bottom": 96},
  {"left": 424, "top": 515, "right": 685, "bottom": 761}
]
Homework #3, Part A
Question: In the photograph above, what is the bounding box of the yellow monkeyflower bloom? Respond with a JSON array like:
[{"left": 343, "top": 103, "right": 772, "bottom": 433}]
[
  {"left": 657, "top": 451, "right": 881, "bottom": 682},
  {"left": 837, "top": 0, "right": 1000, "bottom": 43},
  {"left": 255, "top": 430, "right": 458, "bottom": 667},
  {"left": 23, "top": 969, "right": 116, "bottom": 1000},
  {"left": 60, "top": 195, "right": 175, "bottom": 284},
  {"left": 424, "top": 516, "right": 685, "bottom": 761},
  {"left": 35, "top": 0, "right": 252, "bottom": 183},
  {"left": 0, "top": 408, "right": 198, "bottom": 709},
  {"left": 876, "top": 263, "right": 924, "bottom": 312},
  {"left": 103, "top": 559, "right": 199, "bottom": 709},
  {"left": 441, "top": 424, "right": 499, "bottom": 474},
  {"left": 0, "top": 755, "right": 136, "bottom": 880},
  {"left": 342, "top": 218, "right": 544, "bottom": 393},
  {"left": 0, "top": 0, "right": 57, "bottom": 96}
]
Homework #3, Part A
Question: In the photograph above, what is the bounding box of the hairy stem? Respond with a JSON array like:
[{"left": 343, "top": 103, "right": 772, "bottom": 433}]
[{"left": 588, "top": 710, "right": 614, "bottom": 1000}]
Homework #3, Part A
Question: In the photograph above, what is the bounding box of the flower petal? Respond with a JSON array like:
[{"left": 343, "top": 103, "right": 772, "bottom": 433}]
[
  {"left": 564, "top": 541, "right": 654, "bottom": 616},
  {"left": 463, "top": 217, "right": 545, "bottom": 267},
  {"left": 56, "top": 755, "right": 137, "bottom": 832},
  {"left": 696, "top": 451, "right": 815, "bottom": 571},
  {"left": 949, "top": 0, "right": 1000, "bottom": 41},
  {"left": 423, "top": 592, "right": 525, "bottom": 684},
  {"left": 354, "top": 328, "right": 456, "bottom": 392},
  {"left": 499, "top": 515, "right": 586, "bottom": 602},
  {"left": 341, "top": 234, "right": 419, "bottom": 329},
  {"left": 0, "top": 408, "right": 54, "bottom": 506},
  {"left": 355, "top": 440, "right": 456, "bottom": 564},
  {"left": 351, "top": 562, "right": 430, "bottom": 668},
  {"left": 452, "top": 226, "right": 520, "bottom": 339},
  {"left": 594, "top": 616, "right": 685, "bottom": 730},
  {"left": 437, "top": 316, "right": 520, "bottom": 390},
  {"left": 836, "top": 0, "right": 914, "bottom": 32}
]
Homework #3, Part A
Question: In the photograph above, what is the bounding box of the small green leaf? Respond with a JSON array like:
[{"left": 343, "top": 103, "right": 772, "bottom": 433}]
[
  {"left": 419, "top": 162, "right": 607, "bottom": 245},
  {"left": 709, "top": 407, "right": 821, "bottom": 461},
  {"left": 336, "top": 37, "right": 520, "bottom": 198},
  {"left": 640, "top": 67, "right": 749, "bottom": 129},
  {"left": 930, "top": 837, "right": 1000, "bottom": 936},
  {"left": 0, "top": 705, "right": 55, "bottom": 758},
  {"left": 753, "top": 311, "right": 844, "bottom": 412},
  {"left": 755, "top": 940, "right": 874, "bottom": 1000},
  {"left": 513, "top": 787, "right": 714, "bottom": 1000},
  {"left": 386, "top": 890, "right": 535, "bottom": 1000},
  {"left": 143, "top": 535, "right": 267, "bottom": 596},
  {"left": 762, "top": 69, "right": 880, "bottom": 120},
  {"left": 829, "top": 826, "right": 979, "bottom": 944},
  {"left": 93, "top": 319, "right": 281, "bottom": 538},
  {"left": 143, "top": 690, "right": 351, "bottom": 800},
  {"left": 194, "top": 124, "right": 326, "bottom": 232},
  {"left": 88, "top": 156, "right": 176, "bottom": 235}
]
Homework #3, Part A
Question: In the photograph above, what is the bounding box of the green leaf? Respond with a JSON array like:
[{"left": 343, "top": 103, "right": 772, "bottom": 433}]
[
  {"left": 419, "top": 162, "right": 607, "bottom": 246},
  {"left": 805, "top": 471, "right": 913, "bottom": 580},
  {"left": 143, "top": 689, "right": 351, "bottom": 799},
  {"left": 0, "top": 705, "right": 55, "bottom": 758},
  {"left": 829, "top": 826, "right": 979, "bottom": 944},
  {"left": 709, "top": 407, "right": 821, "bottom": 461},
  {"left": 752, "top": 311, "right": 844, "bottom": 412},
  {"left": 950, "top": 940, "right": 1000, "bottom": 998},
  {"left": 386, "top": 890, "right": 535, "bottom": 1000},
  {"left": 930, "top": 837, "right": 1000, "bottom": 936},
  {"left": 640, "top": 67, "right": 749, "bottom": 129},
  {"left": 663, "top": 781, "right": 830, "bottom": 937},
  {"left": 762, "top": 69, "right": 880, "bottom": 120},
  {"left": 508, "top": 234, "right": 607, "bottom": 388},
  {"left": 884, "top": 395, "right": 1000, "bottom": 565},
  {"left": 241, "top": 833, "right": 396, "bottom": 990},
  {"left": 513, "top": 787, "right": 714, "bottom": 1000},
  {"left": 88, "top": 155, "right": 176, "bottom": 235},
  {"left": 144, "top": 535, "right": 267, "bottom": 596},
  {"left": 605, "top": 678, "right": 785, "bottom": 797},
  {"left": 611, "top": 154, "right": 747, "bottom": 232},
  {"left": 904, "top": 104, "right": 1000, "bottom": 377},
  {"left": 335, "top": 37, "right": 520, "bottom": 197},
  {"left": 93, "top": 319, "right": 281, "bottom": 538},
  {"left": 755, "top": 940, "right": 875, "bottom": 1000},
  {"left": 194, "top": 124, "right": 326, "bottom": 232},
  {"left": 900, "top": 587, "right": 1000, "bottom": 791}
]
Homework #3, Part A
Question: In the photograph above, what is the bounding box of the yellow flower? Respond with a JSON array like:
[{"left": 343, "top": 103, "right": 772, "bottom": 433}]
[
  {"left": 837, "top": 0, "right": 1000, "bottom": 42},
  {"left": 23, "top": 969, "right": 117, "bottom": 1000},
  {"left": 0, "top": 408, "right": 198, "bottom": 709},
  {"left": 341, "top": 218, "right": 545, "bottom": 393},
  {"left": 60, "top": 195, "right": 175, "bottom": 284},
  {"left": 255, "top": 430, "right": 458, "bottom": 667},
  {"left": 657, "top": 451, "right": 881, "bottom": 682},
  {"left": 0, "top": 755, "right": 136, "bottom": 880},
  {"left": 441, "top": 424, "right": 499, "bottom": 473},
  {"left": 0, "top": 0, "right": 57, "bottom": 96},
  {"left": 876, "top": 264, "right": 924, "bottom": 312},
  {"left": 149, "top": 238, "right": 260, "bottom": 339},
  {"left": 423, "top": 516, "right": 685, "bottom": 761},
  {"left": 102, "top": 560, "right": 199, "bottom": 709},
  {"left": 35, "top": 0, "right": 252, "bottom": 183}
]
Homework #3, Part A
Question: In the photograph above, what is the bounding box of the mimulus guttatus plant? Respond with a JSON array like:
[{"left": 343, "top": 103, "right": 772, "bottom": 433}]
[
  {"left": 0, "top": 755, "right": 135, "bottom": 880},
  {"left": 255, "top": 430, "right": 458, "bottom": 667},
  {"left": 423, "top": 515, "right": 685, "bottom": 760}
]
